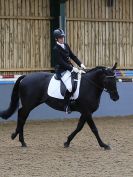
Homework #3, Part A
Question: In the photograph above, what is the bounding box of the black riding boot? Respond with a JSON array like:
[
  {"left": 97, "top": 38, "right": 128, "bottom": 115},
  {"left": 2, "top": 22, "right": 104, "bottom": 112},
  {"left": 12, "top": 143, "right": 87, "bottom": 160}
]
[{"left": 64, "top": 90, "right": 72, "bottom": 114}]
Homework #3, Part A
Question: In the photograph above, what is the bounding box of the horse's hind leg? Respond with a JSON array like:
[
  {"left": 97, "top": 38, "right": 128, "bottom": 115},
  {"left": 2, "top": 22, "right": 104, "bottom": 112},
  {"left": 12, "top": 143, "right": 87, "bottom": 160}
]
[
  {"left": 64, "top": 114, "right": 86, "bottom": 147},
  {"left": 11, "top": 108, "right": 21, "bottom": 140},
  {"left": 11, "top": 107, "right": 29, "bottom": 147}
]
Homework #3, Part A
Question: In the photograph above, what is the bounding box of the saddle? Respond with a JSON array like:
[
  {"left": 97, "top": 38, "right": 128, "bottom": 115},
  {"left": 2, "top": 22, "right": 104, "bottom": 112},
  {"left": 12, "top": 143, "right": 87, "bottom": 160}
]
[
  {"left": 55, "top": 72, "right": 78, "bottom": 97},
  {"left": 48, "top": 72, "right": 81, "bottom": 100}
]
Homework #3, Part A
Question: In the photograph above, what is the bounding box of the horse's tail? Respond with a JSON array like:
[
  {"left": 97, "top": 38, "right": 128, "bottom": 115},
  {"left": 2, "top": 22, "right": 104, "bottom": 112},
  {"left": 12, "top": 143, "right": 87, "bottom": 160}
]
[{"left": 0, "top": 75, "right": 26, "bottom": 120}]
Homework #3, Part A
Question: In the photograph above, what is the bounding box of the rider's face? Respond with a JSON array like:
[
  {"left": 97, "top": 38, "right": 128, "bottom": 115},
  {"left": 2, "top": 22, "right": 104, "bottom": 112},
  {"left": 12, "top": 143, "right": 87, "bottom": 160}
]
[{"left": 57, "top": 36, "right": 65, "bottom": 44}]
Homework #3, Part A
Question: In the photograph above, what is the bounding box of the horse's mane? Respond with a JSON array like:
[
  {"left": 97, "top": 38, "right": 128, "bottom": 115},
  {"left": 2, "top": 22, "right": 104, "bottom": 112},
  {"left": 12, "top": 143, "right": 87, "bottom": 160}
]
[{"left": 85, "top": 66, "right": 106, "bottom": 73}]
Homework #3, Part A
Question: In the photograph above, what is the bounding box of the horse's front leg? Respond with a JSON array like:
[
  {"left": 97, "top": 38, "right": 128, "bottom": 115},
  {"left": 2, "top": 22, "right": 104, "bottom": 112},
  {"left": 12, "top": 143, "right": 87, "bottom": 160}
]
[
  {"left": 64, "top": 114, "right": 86, "bottom": 148},
  {"left": 87, "top": 115, "right": 111, "bottom": 150}
]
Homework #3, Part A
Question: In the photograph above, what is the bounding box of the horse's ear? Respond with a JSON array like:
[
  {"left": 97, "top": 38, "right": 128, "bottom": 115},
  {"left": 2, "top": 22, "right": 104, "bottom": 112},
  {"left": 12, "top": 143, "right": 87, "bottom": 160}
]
[{"left": 112, "top": 62, "right": 117, "bottom": 71}]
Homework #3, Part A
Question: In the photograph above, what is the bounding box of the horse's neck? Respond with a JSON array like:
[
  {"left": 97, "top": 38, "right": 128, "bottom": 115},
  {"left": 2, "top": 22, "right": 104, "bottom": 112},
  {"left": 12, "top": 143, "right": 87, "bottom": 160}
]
[
  {"left": 85, "top": 71, "right": 104, "bottom": 88},
  {"left": 83, "top": 71, "right": 104, "bottom": 100}
]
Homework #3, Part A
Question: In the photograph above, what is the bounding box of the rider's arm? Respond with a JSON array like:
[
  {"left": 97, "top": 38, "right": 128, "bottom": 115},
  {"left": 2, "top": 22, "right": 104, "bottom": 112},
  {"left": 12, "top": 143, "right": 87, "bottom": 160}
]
[
  {"left": 66, "top": 44, "right": 81, "bottom": 67},
  {"left": 54, "top": 48, "right": 73, "bottom": 71}
]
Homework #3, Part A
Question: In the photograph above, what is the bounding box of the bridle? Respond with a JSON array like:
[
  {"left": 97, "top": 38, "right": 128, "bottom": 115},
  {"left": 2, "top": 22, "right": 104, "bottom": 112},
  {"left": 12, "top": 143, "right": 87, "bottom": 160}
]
[
  {"left": 87, "top": 73, "right": 116, "bottom": 94},
  {"left": 103, "top": 75, "right": 116, "bottom": 94}
]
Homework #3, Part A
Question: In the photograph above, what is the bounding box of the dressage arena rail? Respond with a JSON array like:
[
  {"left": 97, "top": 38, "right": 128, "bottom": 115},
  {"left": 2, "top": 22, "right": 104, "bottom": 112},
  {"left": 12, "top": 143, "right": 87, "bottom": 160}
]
[{"left": 0, "top": 70, "right": 133, "bottom": 84}]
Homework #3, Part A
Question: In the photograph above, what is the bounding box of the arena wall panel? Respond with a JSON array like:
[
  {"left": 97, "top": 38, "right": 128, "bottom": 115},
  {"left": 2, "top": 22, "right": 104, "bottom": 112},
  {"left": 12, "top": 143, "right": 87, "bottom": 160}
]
[
  {"left": 0, "top": 0, "right": 51, "bottom": 74},
  {"left": 66, "top": 0, "right": 133, "bottom": 69}
]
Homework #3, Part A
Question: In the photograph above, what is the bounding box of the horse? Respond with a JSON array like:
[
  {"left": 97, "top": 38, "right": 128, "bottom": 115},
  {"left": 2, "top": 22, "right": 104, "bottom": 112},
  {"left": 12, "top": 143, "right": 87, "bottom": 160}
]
[{"left": 0, "top": 63, "right": 119, "bottom": 150}]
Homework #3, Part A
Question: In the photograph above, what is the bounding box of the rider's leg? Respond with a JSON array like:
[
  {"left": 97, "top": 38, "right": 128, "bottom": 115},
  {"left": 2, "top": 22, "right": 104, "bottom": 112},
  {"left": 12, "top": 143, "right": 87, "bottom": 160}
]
[
  {"left": 64, "top": 90, "right": 72, "bottom": 114},
  {"left": 61, "top": 71, "right": 73, "bottom": 114}
]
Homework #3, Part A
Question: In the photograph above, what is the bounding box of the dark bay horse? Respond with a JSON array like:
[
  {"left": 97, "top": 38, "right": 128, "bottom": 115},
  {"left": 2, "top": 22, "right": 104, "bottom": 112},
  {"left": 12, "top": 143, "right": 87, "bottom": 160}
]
[{"left": 0, "top": 63, "right": 119, "bottom": 149}]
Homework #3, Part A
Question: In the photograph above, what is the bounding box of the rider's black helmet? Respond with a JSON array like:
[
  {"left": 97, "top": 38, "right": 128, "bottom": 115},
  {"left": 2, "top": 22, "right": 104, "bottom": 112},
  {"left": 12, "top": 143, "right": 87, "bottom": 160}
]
[{"left": 53, "top": 28, "right": 65, "bottom": 39}]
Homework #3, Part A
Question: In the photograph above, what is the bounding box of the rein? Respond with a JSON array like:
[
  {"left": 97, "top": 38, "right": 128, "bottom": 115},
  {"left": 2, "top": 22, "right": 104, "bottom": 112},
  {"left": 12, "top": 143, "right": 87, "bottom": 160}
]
[{"left": 86, "top": 75, "right": 115, "bottom": 93}]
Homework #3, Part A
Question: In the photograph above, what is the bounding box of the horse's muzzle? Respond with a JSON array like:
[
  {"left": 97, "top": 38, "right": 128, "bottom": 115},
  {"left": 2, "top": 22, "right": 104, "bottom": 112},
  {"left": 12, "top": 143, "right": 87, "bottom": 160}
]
[{"left": 110, "top": 91, "right": 119, "bottom": 101}]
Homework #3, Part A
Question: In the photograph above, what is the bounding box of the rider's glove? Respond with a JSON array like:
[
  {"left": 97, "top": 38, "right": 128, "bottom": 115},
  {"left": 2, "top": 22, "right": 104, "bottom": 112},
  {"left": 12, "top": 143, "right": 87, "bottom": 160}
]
[
  {"left": 79, "top": 70, "right": 86, "bottom": 74},
  {"left": 80, "top": 63, "right": 86, "bottom": 70},
  {"left": 71, "top": 67, "right": 79, "bottom": 73},
  {"left": 71, "top": 67, "right": 86, "bottom": 74}
]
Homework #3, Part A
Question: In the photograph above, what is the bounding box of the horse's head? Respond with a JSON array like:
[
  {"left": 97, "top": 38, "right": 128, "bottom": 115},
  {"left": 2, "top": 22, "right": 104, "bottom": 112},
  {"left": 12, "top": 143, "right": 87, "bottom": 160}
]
[{"left": 102, "top": 63, "right": 119, "bottom": 101}]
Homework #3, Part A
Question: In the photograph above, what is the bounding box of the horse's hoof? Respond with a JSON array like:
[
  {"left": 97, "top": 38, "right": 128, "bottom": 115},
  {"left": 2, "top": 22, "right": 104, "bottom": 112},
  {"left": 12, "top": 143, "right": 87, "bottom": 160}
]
[
  {"left": 21, "top": 143, "right": 27, "bottom": 147},
  {"left": 64, "top": 142, "right": 70, "bottom": 148},
  {"left": 104, "top": 145, "right": 111, "bottom": 150},
  {"left": 11, "top": 133, "right": 16, "bottom": 140}
]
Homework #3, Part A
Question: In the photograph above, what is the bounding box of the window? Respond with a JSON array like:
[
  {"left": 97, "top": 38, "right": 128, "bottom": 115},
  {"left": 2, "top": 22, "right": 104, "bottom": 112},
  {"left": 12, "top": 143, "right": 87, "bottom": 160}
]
[{"left": 107, "top": 0, "right": 113, "bottom": 7}]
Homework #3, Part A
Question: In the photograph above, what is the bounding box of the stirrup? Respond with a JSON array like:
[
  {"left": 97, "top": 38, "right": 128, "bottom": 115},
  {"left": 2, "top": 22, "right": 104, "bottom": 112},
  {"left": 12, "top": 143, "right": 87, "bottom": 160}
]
[{"left": 65, "top": 106, "right": 72, "bottom": 114}]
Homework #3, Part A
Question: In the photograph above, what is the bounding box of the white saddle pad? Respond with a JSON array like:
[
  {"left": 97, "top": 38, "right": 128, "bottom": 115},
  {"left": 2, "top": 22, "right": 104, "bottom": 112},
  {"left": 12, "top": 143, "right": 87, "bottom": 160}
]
[{"left": 48, "top": 72, "right": 81, "bottom": 100}]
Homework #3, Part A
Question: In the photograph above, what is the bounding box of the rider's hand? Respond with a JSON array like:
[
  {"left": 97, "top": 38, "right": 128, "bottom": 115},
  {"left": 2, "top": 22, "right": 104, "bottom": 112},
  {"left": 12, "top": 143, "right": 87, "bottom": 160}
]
[
  {"left": 71, "top": 67, "right": 86, "bottom": 74},
  {"left": 79, "top": 70, "right": 86, "bottom": 74},
  {"left": 80, "top": 63, "right": 86, "bottom": 70},
  {"left": 71, "top": 67, "right": 79, "bottom": 73}
]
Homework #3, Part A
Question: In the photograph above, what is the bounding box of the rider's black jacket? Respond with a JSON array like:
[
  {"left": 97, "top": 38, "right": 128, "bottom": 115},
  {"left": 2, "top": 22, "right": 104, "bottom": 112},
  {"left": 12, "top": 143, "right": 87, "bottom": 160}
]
[{"left": 53, "top": 43, "right": 81, "bottom": 78}]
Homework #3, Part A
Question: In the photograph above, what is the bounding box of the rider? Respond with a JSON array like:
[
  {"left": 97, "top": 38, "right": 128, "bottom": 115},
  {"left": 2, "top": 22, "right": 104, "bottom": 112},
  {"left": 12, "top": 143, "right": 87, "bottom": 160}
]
[{"left": 53, "top": 28, "right": 86, "bottom": 114}]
